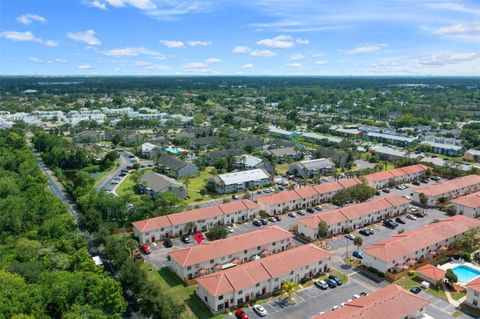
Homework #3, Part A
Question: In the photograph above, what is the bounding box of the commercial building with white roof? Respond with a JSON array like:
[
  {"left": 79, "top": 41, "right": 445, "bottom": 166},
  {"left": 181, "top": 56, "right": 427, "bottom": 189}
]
[{"left": 211, "top": 169, "right": 270, "bottom": 194}]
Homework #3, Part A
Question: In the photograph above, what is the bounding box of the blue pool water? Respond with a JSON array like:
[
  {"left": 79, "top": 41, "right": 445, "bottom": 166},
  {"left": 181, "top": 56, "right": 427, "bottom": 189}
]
[
  {"left": 452, "top": 265, "right": 480, "bottom": 282},
  {"left": 165, "top": 147, "right": 182, "bottom": 154}
]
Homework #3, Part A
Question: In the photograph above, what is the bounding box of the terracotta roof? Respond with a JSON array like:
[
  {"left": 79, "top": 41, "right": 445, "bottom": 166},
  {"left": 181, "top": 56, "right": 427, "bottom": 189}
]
[
  {"left": 467, "top": 276, "right": 480, "bottom": 292},
  {"left": 132, "top": 199, "right": 260, "bottom": 233},
  {"left": 364, "top": 164, "right": 428, "bottom": 183},
  {"left": 294, "top": 186, "right": 319, "bottom": 199},
  {"left": 450, "top": 191, "right": 480, "bottom": 208},
  {"left": 416, "top": 264, "right": 445, "bottom": 281},
  {"left": 256, "top": 190, "right": 301, "bottom": 206},
  {"left": 168, "top": 226, "right": 293, "bottom": 267},
  {"left": 297, "top": 195, "right": 410, "bottom": 228},
  {"left": 311, "top": 284, "right": 429, "bottom": 319},
  {"left": 414, "top": 175, "right": 480, "bottom": 197},
  {"left": 363, "top": 215, "right": 480, "bottom": 262},
  {"left": 196, "top": 244, "right": 332, "bottom": 297}
]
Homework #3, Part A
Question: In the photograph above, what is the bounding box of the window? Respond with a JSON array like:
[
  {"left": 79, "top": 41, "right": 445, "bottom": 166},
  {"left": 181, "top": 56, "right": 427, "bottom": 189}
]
[
  {"left": 187, "top": 266, "right": 192, "bottom": 270},
  {"left": 256, "top": 283, "right": 260, "bottom": 287},
  {"left": 205, "top": 296, "right": 208, "bottom": 302},
  {"left": 210, "top": 260, "right": 214, "bottom": 264},
  {"left": 238, "top": 290, "right": 243, "bottom": 295},
  {"left": 219, "top": 295, "right": 223, "bottom": 300}
]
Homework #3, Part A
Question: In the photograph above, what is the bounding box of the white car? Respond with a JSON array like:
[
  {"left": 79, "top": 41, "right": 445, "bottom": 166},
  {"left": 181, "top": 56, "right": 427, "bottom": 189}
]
[
  {"left": 402, "top": 195, "right": 412, "bottom": 200},
  {"left": 345, "top": 234, "right": 355, "bottom": 240},
  {"left": 288, "top": 212, "right": 297, "bottom": 218},
  {"left": 352, "top": 294, "right": 360, "bottom": 300},
  {"left": 226, "top": 226, "right": 234, "bottom": 233},
  {"left": 253, "top": 304, "right": 268, "bottom": 317},
  {"left": 332, "top": 305, "right": 340, "bottom": 311},
  {"left": 406, "top": 214, "right": 417, "bottom": 220}
]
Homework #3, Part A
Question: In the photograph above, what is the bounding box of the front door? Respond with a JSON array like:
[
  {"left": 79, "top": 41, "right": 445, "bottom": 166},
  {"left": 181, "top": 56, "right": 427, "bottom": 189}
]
[
  {"left": 225, "top": 301, "right": 229, "bottom": 309},
  {"left": 151, "top": 235, "right": 155, "bottom": 242}
]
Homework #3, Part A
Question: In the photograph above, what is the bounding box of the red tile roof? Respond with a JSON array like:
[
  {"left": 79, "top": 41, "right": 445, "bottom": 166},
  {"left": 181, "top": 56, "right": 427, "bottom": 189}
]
[
  {"left": 414, "top": 175, "right": 480, "bottom": 197},
  {"left": 450, "top": 191, "right": 480, "bottom": 208},
  {"left": 363, "top": 215, "right": 480, "bottom": 262},
  {"left": 297, "top": 195, "right": 410, "bottom": 228},
  {"left": 311, "top": 284, "right": 429, "bottom": 319},
  {"left": 363, "top": 164, "right": 428, "bottom": 183},
  {"left": 467, "top": 276, "right": 480, "bottom": 292},
  {"left": 168, "top": 226, "right": 293, "bottom": 267},
  {"left": 196, "top": 244, "right": 332, "bottom": 297},
  {"left": 132, "top": 199, "right": 260, "bottom": 233},
  {"left": 416, "top": 264, "right": 445, "bottom": 282}
]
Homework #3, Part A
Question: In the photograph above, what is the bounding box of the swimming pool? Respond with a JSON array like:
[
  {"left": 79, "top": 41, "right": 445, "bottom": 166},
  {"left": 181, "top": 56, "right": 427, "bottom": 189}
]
[
  {"left": 453, "top": 265, "right": 480, "bottom": 282},
  {"left": 165, "top": 147, "right": 183, "bottom": 154}
]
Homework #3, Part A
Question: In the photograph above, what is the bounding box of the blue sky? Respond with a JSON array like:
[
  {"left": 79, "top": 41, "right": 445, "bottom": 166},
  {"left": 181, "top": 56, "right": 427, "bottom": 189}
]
[{"left": 1, "top": 0, "right": 479, "bottom": 75}]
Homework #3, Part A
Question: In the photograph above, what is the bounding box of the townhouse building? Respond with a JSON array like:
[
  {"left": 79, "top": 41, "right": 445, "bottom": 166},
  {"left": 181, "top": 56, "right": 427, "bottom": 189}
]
[
  {"left": 297, "top": 195, "right": 410, "bottom": 240},
  {"left": 195, "top": 244, "right": 333, "bottom": 313},
  {"left": 256, "top": 178, "right": 361, "bottom": 215},
  {"left": 363, "top": 164, "right": 428, "bottom": 189},
  {"left": 450, "top": 191, "right": 480, "bottom": 218},
  {"left": 413, "top": 174, "right": 480, "bottom": 206},
  {"left": 311, "top": 284, "right": 429, "bottom": 319},
  {"left": 132, "top": 200, "right": 260, "bottom": 243},
  {"left": 211, "top": 169, "right": 270, "bottom": 194},
  {"left": 466, "top": 277, "right": 480, "bottom": 309},
  {"left": 363, "top": 215, "right": 480, "bottom": 274},
  {"left": 168, "top": 226, "right": 294, "bottom": 281},
  {"left": 288, "top": 158, "right": 336, "bottom": 178}
]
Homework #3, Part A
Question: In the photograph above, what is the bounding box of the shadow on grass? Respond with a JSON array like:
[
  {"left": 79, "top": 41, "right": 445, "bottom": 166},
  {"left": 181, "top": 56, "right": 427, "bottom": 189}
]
[{"left": 158, "top": 267, "right": 185, "bottom": 288}]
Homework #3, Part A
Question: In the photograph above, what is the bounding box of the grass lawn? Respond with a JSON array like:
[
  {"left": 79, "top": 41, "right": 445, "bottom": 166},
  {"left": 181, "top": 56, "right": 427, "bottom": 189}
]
[
  {"left": 116, "top": 175, "right": 137, "bottom": 197},
  {"left": 394, "top": 275, "right": 448, "bottom": 302},
  {"left": 276, "top": 163, "right": 290, "bottom": 174},
  {"left": 451, "top": 290, "right": 467, "bottom": 300},
  {"left": 142, "top": 265, "right": 227, "bottom": 319},
  {"left": 181, "top": 167, "right": 232, "bottom": 205}
]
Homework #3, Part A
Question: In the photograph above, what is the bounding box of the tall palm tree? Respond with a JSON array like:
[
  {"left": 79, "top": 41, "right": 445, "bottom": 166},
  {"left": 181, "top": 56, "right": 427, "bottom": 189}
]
[{"left": 281, "top": 281, "right": 299, "bottom": 302}]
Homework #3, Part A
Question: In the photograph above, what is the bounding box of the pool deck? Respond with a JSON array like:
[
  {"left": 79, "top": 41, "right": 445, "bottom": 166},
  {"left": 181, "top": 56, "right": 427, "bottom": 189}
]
[{"left": 438, "top": 261, "right": 480, "bottom": 285}]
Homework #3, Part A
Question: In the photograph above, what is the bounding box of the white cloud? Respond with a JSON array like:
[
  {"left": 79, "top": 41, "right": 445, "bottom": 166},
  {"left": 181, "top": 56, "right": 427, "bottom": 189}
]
[
  {"left": 345, "top": 43, "right": 387, "bottom": 54},
  {"left": 233, "top": 45, "right": 250, "bottom": 54},
  {"left": 205, "top": 58, "right": 221, "bottom": 64},
  {"left": 48, "top": 58, "right": 68, "bottom": 64},
  {"left": 419, "top": 52, "right": 479, "bottom": 65},
  {"left": 16, "top": 13, "right": 47, "bottom": 25},
  {"left": 88, "top": 0, "right": 108, "bottom": 9},
  {"left": 427, "top": 2, "right": 480, "bottom": 16},
  {"left": 182, "top": 62, "right": 212, "bottom": 73},
  {"left": 0, "top": 31, "right": 58, "bottom": 46},
  {"left": 103, "top": 46, "right": 163, "bottom": 57},
  {"left": 432, "top": 21, "right": 480, "bottom": 41},
  {"left": 289, "top": 54, "right": 305, "bottom": 60},
  {"left": 133, "top": 60, "right": 169, "bottom": 71},
  {"left": 314, "top": 60, "right": 328, "bottom": 65},
  {"left": 250, "top": 49, "right": 276, "bottom": 57},
  {"left": 243, "top": 63, "right": 254, "bottom": 68},
  {"left": 104, "top": 0, "right": 156, "bottom": 10},
  {"left": 286, "top": 63, "right": 302, "bottom": 68},
  {"left": 296, "top": 38, "right": 309, "bottom": 45},
  {"left": 29, "top": 57, "right": 43, "bottom": 64},
  {"left": 78, "top": 63, "right": 92, "bottom": 69},
  {"left": 160, "top": 40, "right": 185, "bottom": 48},
  {"left": 187, "top": 40, "right": 211, "bottom": 46},
  {"left": 67, "top": 29, "right": 101, "bottom": 46},
  {"left": 257, "top": 34, "right": 294, "bottom": 48}
]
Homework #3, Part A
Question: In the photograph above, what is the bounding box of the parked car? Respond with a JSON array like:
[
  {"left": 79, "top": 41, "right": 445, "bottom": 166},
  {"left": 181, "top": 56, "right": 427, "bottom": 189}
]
[
  {"left": 275, "top": 215, "right": 282, "bottom": 221},
  {"left": 226, "top": 226, "right": 234, "bottom": 233},
  {"left": 352, "top": 251, "right": 363, "bottom": 259},
  {"left": 314, "top": 279, "right": 329, "bottom": 290},
  {"left": 352, "top": 294, "right": 360, "bottom": 300},
  {"left": 288, "top": 212, "right": 297, "bottom": 218},
  {"left": 402, "top": 195, "right": 412, "bottom": 200},
  {"left": 252, "top": 305, "right": 267, "bottom": 317},
  {"left": 331, "top": 305, "right": 340, "bottom": 311},
  {"left": 406, "top": 214, "right": 418, "bottom": 220},
  {"left": 412, "top": 180, "right": 420, "bottom": 186},
  {"left": 235, "top": 309, "right": 249, "bottom": 319},
  {"left": 395, "top": 217, "right": 406, "bottom": 224},
  {"left": 253, "top": 219, "right": 262, "bottom": 226},
  {"left": 325, "top": 278, "right": 337, "bottom": 288},
  {"left": 359, "top": 292, "right": 367, "bottom": 296},
  {"left": 345, "top": 234, "right": 355, "bottom": 240},
  {"left": 297, "top": 210, "right": 306, "bottom": 216},
  {"left": 163, "top": 238, "right": 173, "bottom": 248},
  {"left": 382, "top": 188, "right": 391, "bottom": 193},
  {"left": 307, "top": 208, "right": 314, "bottom": 213},
  {"left": 409, "top": 287, "right": 421, "bottom": 294},
  {"left": 431, "top": 176, "right": 441, "bottom": 181},
  {"left": 181, "top": 235, "right": 191, "bottom": 243},
  {"left": 415, "top": 211, "right": 427, "bottom": 218},
  {"left": 268, "top": 217, "right": 277, "bottom": 223},
  {"left": 260, "top": 219, "right": 268, "bottom": 225},
  {"left": 420, "top": 178, "right": 429, "bottom": 183},
  {"left": 139, "top": 243, "right": 152, "bottom": 254},
  {"left": 359, "top": 229, "right": 372, "bottom": 236},
  {"left": 383, "top": 220, "right": 398, "bottom": 229},
  {"left": 314, "top": 206, "right": 323, "bottom": 211},
  {"left": 329, "top": 275, "right": 343, "bottom": 286}
]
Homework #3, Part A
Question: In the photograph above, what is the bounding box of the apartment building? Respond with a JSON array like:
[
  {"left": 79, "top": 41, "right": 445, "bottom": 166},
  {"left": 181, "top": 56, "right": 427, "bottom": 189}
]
[
  {"left": 450, "top": 191, "right": 480, "bottom": 218},
  {"left": 466, "top": 277, "right": 480, "bottom": 309},
  {"left": 211, "top": 169, "right": 271, "bottom": 194},
  {"left": 256, "top": 178, "right": 361, "bottom": 215},
  {"left": 168, "top": 226, "right": 294, "bottom": 281},
  {"left": 196, "top": 244, "right": 333, "bottom": 313},
  {"left": 311, "top": 284, "right": 429, "bottom": 319},
  {"left": 413, "top": 174, "right": 480, "bottom": 206},
  {"left": 132, "top": 200, "right": 260, "bottom": 243},
  {"left": 363, "top": 164, "right": 428, "bottom": 189},
  {"left": 297, "top": 195, "right": 410, "bottom": 240},
  {"left": 288, "top": 158, "right": 336, "bottom": 178},
  {"left": 363, "top": 215, "right": 480, "bottom": 274}
]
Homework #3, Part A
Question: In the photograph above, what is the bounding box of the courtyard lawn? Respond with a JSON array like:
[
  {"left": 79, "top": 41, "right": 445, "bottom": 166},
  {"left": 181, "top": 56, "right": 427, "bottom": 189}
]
[
  {"left": 394, "top": 275, "right": 448, "bottom": 302},
  {"left": 142, "top": 265, "right": 227, "bottom": 319},
  {"left": 181, "top": 167, "right": 231, "bottom": 204},
  {"left": 115, "top": 175, "right": 136, "bottom": 197},
  {"left": 451, "top": 290, "right": 467, "bottom": 300},
  {"left": 276, "top": 163, "right": 290, "bottom": 174}
]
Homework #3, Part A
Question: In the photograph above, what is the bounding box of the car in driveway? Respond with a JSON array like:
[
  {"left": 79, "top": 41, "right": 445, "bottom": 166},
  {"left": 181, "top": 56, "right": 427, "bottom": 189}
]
[
  {"left": 235, "top": 309, "right": 249, "bottom": 319},
  {"left": 139, "top": 243, "right": 152, "bottom": 254},
  {"left": 431, "top": 176, "right": 441, "bottom": 181},
  {"left": 412, "top": 180, "right": 421, "bottom": 186},
  {"left": 253, "top": 219, "right": 263, "bottom": 226},
  {"left": 328, "top": 275, "right": 343, "bottom": 286},
  {"left": 226, "top": 226, "right": 234, "bottom": 233},
  {"left": 269, "top": 217, "right": 277, "bottom": 223},
  {"left": 163, "top": 238, "right": 173, "bottom": 248},
  {"left": 345, "top": 234, "right": 355, "bottom": 240},
  {"left": 260, "top": 219, "right": 269, "bottom": 225},
  {"left": 314, "top": 279, "right": 329, "bottom": 290},
  {"left": 307, "top": 207, "right": 315, "bottom": 213},
  {"left": 410, "top": 287, "right": 421, "bottom": 294},
  {"left": 297, "top": 210, "right": 306, "bottom": 216},
  {"left": 252, "top": 304, "right": 267, "bottom": 317},
  {"left": 382, "top": 188, "right": 391, "bottom": 193},
  {"left": 352, "top": 250, "right": 363, "bottom": 259},
  {"left": 288, "top": 212, "right": 297, "bottom": 218},
  {"left": 181, "top": 235, "right": 191, "bottom": 243},
  {"left": 325, "top": 278, "right": 337, "bottom": 288},
  {"left": 406, "top": 214, "right": 418, "bottom": 220}
]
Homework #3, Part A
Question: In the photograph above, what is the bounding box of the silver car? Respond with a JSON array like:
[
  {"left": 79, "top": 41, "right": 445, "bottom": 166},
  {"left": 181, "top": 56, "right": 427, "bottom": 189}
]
[{"left": 253, "top": 304, "right": 268, "bottom": 317}]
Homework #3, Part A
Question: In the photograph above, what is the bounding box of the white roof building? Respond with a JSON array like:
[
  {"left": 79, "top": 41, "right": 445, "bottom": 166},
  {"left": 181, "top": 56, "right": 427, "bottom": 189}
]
[{"left": 218, "top": 169, "right": 270, "bottom": 185}]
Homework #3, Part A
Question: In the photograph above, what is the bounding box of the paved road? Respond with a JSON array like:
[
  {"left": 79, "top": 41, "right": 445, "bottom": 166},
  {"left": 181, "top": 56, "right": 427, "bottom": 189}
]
[{"left": 95, "top": 150, "right": 132, "bottom": 192}]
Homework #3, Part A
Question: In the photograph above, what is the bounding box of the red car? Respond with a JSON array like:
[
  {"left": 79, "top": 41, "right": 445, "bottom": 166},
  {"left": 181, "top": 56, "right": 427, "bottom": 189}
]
[
  {"left": 139, "top": 243, "right": 152, "bottom": 254},
  {"left": 235, "top": 309, "right": 248, "bottom": 319}
]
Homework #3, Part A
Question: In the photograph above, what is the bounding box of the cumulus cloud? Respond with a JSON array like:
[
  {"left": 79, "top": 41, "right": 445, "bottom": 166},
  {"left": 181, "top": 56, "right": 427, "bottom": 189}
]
[
  {"left": 29, "top": 57, "right": 43, "bottom": 64},
  {"left": 250, "top": 49, "right": 276, "bottom": 57},
  {"left": 16, "top": 13, "right": 47, "bottom": 25},
  {"left": 102, "top": 46, "right": 163, "bottom": 57},
  {"left": 257, "top": 34, "right": 294, "bottom": 48},
  {"left": 67, "top": 29, "right": 101, "bottom": 45},
  {"left": 314, "top": 60, "right": 328, "bottom": 65},
  {"left": 187, "top": 40, "right": 211, "bottom": 46},
  {"left": 289, "top": 54, "right": 305, "bottom": 60},
  {"left": 432, "top": 21, "right": 480, "bottom": 41},
  {"left": 345, "top": 43, "right": 387, "bottom": 54},
  {"left": 286, "top": 63, "right": 302, "bottom": 68},
  {"left": 233, "top": 45, "right": 250, "bottom": 54},
  {"left": 48, "top": 58, "right": 68, "bottom": 64},
  {"left": 243, "top": 63, "right": 254, "bottom": 68},
  {"left": 427, "top": 2, "right": 480, "bottom": 16},
  {"left": 182, "top": 62, "right": 212, "bottom": 73},
  {"left": 205, "top": 58, "right": 221, "bottom": 64},
  {"left": 99, "top": 0, "right": 156, "bottom": 10},
  {"left": 160, "top": 40, "right": 185, "bottom": 48},
  {"left": 0, "top": 31, "right": 58, "bottom": 46},
  {"left": 296, "top": 38, "right": 309, "bottom": 45},
  {"left": 78, "top": 63, "right": 92, "bottom": 69}
]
